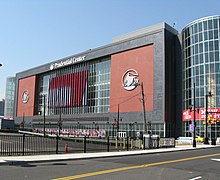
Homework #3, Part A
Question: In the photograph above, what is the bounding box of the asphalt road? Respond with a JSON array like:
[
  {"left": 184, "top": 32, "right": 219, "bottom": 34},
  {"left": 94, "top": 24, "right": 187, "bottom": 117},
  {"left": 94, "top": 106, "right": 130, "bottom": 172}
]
[{"left": 0, "top": 147, "right": 220, "bottom": 180}]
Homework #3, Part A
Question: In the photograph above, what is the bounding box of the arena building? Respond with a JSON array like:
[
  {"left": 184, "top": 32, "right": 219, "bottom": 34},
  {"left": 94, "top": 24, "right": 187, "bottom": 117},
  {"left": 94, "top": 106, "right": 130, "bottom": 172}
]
[
  {"left": 182, "top": 15, "right": 220, "bottom": 140},
  {"left": 14, "top": 23, "right": 181, "bottom": 138}
]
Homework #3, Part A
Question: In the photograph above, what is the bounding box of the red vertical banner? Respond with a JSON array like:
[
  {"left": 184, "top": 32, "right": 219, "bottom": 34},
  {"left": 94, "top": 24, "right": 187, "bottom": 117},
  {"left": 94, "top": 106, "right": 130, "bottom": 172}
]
[{"left": 48, "top": 70, "right": 88, "bottom": 108}]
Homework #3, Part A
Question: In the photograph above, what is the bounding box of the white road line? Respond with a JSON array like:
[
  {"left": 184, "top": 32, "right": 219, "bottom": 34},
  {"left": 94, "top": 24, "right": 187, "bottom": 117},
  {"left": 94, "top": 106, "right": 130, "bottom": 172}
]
[
  {"left": 211, "top": 158, "right": 220, "bottom": 162},
  {"left": 189, "top": 176, "right": 202, "bottom": 180}
]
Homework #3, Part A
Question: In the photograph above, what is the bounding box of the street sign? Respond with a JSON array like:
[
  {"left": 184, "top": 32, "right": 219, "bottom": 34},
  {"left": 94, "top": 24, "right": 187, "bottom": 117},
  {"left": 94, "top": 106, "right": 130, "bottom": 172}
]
[{"left": 189, "top": 124, "right": 194, "bottom": 132}]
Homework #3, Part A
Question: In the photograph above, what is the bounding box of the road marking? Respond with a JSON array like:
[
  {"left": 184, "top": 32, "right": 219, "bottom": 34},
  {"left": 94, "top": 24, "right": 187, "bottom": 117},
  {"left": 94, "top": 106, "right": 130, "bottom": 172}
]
[
  {"left": 211, "top": 158, "right": 220, "bottom": 162},
  {"left": 189, "top": 176, "right": 202, "bottom": 180},
  {"left": 52, "top": 153, "right": 220, "bottom": 180}
]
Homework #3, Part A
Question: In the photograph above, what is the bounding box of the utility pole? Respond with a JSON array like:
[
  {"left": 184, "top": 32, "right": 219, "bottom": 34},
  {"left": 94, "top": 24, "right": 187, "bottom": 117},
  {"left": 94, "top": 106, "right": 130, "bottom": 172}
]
[
  {"left": 140, "top": 82, "right": 147, "bottom": 134},
  {"left": 43, "top": 95, "right": 46, "bottom": 137},
  {"left": 117, "top": 104, "right": 120, "bottom": 132},
  {"left": 22, "top": 112, "right": 25, "bottom": 130}
]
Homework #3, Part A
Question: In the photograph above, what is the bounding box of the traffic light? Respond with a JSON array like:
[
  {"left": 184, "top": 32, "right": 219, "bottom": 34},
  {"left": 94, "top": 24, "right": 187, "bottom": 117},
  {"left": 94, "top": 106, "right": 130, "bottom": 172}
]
[{"left": 57, "top": 120, "right": 62, "bottom": 130}]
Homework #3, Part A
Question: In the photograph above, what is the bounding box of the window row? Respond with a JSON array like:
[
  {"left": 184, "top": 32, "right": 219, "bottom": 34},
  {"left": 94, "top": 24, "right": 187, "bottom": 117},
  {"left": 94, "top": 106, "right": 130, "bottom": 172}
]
[
  {"left": 183, "top": 96, "right": 220, "bottom": 110},
  {"left": 183, "top": 18, "right": 219, "bottom": 39},
  {"left": 183, "top": 30, "right": 219, "bottom": 48},
  {"left": 183, "top": 74, "right": 220, "bottom": 89},
  {"left": 184, "top": 40, "right": 219, "bottom": 57}
]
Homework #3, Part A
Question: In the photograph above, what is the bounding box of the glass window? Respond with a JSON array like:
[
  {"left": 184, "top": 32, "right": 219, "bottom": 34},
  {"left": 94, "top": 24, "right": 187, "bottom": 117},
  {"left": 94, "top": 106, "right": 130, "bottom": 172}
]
[
  {"left": 215, "top": 51, "right": 219, "bottom": 62},
  {"left": 209, "top": 31, "right": 214, "bottom": 40},
  {"left": 199, "top": 33, "right": 203, "bottom": 41},
  {"left": 214, "top": 30, "right": 218, "bottom": 39},
  {"left": 200, "top": 75, "right": 204, "bottom": 86},
  {"left": 195, "top": 44, "right": 198, "bottom": 54},
  {"left": 199, "top": 43, "right": 203, "bottom": 53},
  {"left": 195, "top": 34, "right": 198, "bottom": 43},
  {"left": 196, "top": 66, "right": 199, "bottom": 75},
  {"left": 199, "top": 54, "right": 204, "bottom": 64},
  {"left": 199, "top": 22, "right": 203, "bottom": 31},
  {"left": 205, "top": 64, "right": 209, "bottom": 73},
  {"left": 194, "top": 24, "right": 198, "bottom": 33},
  {"left": 205, "top": 52, "right": 209, "bottom": 63},
  {"left": 195, "top": 55, "right": 199, "bottom": 64},
  {"left": 214, "top": 19, "right": 218, "bottom": 29},
  {"left": 210, "top": 41, "right": 215, "bottom": 51},
  {"left": 214, "top": 40, "right": 219, "bottom": 50},
  {"left": 203, "top": 21, "right": 208, "bottom": 30},
  {"left": 204, "top": 31, "right": 208, "bottom": 40},
  {"left": 210, "top": 63, "right": 215, "bottom": 73},
  {"left": 217, "top": 74, "right": 220, "bottom": 85},
  {"left": 208, "top": 20, "right": 213, "bottom": 29},
  {"left": 210, "top": 52, "right": 214, "bottom": 62},
  {"left": 200, "top": 65, "right": 204, "bottom": 74},
  {"left": 204, "top": 42, "right": 208, "bottom": 52}
]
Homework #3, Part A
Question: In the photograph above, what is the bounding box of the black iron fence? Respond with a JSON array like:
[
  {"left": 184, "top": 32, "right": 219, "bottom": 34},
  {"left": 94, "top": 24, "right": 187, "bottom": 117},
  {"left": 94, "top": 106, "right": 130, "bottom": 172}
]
[{"left": 0, "top": 133, "right": 175, "bottom": 156}]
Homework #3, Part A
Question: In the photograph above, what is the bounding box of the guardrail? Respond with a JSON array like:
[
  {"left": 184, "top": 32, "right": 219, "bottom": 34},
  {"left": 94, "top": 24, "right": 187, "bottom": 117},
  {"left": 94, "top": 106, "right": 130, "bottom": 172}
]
[{"left": 0, "top": 132, "right": 176, "bottom": 156}]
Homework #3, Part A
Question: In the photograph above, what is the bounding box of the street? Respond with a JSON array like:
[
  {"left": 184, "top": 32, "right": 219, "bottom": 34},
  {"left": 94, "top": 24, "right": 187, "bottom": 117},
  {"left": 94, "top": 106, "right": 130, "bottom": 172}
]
[{"left": 0, "top": 147, "right": 220, "bottom": 180}]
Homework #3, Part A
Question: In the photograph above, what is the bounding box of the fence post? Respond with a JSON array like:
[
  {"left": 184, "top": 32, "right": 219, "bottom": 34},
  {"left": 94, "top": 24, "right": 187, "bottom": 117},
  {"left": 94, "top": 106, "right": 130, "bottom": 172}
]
[
  {"left": 84, "top": 136, "right": 86, "bottom": 153},
  {"left": 115, "top": 136, "right": 118, "bottom": 149},
  {"left": 130, "top": 138, "right": 133, "bottom": 149},
  {"left": 56, "top": 135, "right": 59, "bottom": 154},
  {"left": 107, "top": 136, "right": 110, "bottom": 152},
  {"left": 123, "top": 138, "right": 126, "bottom": 149},
  {"left": 22, "top": 134, "right": 25, "bottom": 156},
  {"left": 126, "top": 137, "right": 129, "bottom": 151}
]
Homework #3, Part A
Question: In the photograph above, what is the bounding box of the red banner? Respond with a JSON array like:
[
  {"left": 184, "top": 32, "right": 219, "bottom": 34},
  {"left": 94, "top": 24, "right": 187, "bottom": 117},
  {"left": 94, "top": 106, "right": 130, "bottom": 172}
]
[
  {"left": 48, "top": 70, "right": 88, "bottom": 108},
  {"left": 182, "top": 108, "right": 220, "bottom": 121}
]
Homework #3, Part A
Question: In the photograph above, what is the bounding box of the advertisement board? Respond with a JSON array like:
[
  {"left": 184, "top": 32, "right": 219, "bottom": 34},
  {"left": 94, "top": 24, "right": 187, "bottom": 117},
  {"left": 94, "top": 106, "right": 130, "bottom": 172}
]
[{"left": 182, "top": 108, "right": 220, "bottom": 121}]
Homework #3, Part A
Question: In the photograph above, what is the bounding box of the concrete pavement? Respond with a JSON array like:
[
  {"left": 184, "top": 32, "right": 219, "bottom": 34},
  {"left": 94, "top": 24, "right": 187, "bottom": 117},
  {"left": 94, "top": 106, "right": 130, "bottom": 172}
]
[{"left": 0, "top": 144, "right": 219, "bottom": 165}]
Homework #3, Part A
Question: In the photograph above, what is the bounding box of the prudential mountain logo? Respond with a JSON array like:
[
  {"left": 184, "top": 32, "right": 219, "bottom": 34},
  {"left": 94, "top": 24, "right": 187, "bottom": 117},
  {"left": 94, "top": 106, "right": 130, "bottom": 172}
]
[{"left": 122, "top": 69, "right": 139, "bottom": 91}]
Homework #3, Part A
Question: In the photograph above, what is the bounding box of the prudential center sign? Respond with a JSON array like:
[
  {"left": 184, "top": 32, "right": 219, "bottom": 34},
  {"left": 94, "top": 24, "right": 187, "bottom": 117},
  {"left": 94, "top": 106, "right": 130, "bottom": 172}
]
[{"left": 50, "top": 55, "right": 86, "bottom": 70}]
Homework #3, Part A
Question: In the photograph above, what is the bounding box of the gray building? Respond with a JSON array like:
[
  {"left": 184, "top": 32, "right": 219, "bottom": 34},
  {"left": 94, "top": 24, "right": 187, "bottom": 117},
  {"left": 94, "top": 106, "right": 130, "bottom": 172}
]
[
  {"left": 14, "top": 23, "right": 181, "bottom": 138},
  {"left": 4, "top": 77, "right": 15, "bottom": 118},
  {"left": 0, "top": 99, "right": 5, "bottom": 116}
]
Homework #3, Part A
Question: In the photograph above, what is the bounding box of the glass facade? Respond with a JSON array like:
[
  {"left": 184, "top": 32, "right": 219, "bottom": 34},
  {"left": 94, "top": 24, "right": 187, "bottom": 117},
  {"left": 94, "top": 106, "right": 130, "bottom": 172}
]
[
  {"left": 182, "top": 15, "right": 220, "bottom": 137},
  {"left": 4, "top": 77, "right": 15, "bottom": 117},
  {"left": 37, "top": 56, "right": 111, "bottom": 116}
]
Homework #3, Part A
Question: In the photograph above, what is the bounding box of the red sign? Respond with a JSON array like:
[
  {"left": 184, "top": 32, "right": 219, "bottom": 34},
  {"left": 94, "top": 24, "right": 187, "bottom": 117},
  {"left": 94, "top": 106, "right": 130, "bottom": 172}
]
[{"left": 182, "top": 108, "right": 220, "bottom": 121}]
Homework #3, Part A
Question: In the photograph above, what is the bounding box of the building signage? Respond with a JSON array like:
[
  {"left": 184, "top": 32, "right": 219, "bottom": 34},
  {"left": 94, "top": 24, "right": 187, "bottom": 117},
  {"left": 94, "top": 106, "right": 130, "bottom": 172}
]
[
  {"left": 122, "top": 69, "right": 139, "bottom": 91},
  {"left": 182, "top": 108, "right": 220, "bottom": 121},
  {"left": 22, "top": 90, "right": 29, "bottom": 104},
  {"left": 50, "top": 55, "right": 86, "bottom": 70}
]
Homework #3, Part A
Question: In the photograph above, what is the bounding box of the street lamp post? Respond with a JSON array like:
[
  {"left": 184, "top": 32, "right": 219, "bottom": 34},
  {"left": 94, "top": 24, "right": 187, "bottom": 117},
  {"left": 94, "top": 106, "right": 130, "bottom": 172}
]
[
  {"left": 189, "top": 83, "right": 198, "bottom": 148},
  {"left": 204, "top": 92, "right": 212, "bottom": 144},
  {"left": 193, "top": 83, "right": 196, "bottom": 148}
]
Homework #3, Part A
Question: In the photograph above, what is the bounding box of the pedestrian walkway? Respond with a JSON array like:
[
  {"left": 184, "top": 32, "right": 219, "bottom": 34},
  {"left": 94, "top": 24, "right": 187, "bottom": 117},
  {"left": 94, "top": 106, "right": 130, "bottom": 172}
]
[{"left": 0, "top": 144, "right": 219, "bottom": 165}]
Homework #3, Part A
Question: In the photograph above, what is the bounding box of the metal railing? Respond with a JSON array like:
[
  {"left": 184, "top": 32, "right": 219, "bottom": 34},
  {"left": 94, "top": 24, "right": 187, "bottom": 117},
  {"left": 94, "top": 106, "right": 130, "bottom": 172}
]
[{"left": 0, "top": 133, "right": 175, "bottom": 156}]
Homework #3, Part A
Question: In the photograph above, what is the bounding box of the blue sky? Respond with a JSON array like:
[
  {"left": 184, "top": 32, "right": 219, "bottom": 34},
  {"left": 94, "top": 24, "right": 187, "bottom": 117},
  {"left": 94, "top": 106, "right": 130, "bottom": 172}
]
[{"left": 0, "top": 0, "right": 219, "bottom": 99}]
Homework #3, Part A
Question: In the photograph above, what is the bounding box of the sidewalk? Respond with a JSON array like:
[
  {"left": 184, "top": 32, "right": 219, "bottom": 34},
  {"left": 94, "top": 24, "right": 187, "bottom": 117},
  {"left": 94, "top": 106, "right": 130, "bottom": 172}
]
[{"left": 0, "top": 144, "right": 219, "bottom": 165}]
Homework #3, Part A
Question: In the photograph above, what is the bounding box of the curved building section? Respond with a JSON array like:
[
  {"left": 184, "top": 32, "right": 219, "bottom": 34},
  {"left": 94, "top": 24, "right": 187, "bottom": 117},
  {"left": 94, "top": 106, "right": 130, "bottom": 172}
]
[{"left": 182, "top": 15, "right": 220, "bottom": 137}]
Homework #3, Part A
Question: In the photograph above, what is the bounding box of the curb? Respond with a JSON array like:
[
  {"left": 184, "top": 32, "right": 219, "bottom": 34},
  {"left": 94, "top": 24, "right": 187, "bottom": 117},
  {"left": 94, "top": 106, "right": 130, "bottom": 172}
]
[{"left": 0, "top": 145, "right": 219, "bottom": 166}]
